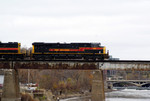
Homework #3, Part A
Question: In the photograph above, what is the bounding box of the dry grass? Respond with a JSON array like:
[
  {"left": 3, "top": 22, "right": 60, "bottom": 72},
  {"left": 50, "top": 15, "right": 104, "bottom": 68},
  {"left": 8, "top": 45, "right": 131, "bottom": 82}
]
[{"left": 21, "top": 93, "right": 39, "bottom": 101}]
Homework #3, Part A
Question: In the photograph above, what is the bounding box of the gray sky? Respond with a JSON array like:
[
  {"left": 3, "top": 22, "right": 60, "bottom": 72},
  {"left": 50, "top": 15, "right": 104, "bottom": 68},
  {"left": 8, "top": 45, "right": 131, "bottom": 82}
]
[{"left": 0, "top": 0, "right": 150, "bottom": 60}]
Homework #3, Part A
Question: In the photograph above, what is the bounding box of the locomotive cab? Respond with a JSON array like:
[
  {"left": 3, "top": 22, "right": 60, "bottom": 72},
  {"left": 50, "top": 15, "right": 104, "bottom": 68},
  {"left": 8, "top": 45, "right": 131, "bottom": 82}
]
[{"left": 0, "top": 42, "right": 25, "bottom": 60}]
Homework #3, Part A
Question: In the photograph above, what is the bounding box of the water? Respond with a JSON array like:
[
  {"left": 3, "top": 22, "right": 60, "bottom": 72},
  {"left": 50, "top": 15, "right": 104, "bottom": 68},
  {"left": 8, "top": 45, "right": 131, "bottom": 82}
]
[
  {"left": 0, "top": 75, "right": 4, "bottom": 84},
  {"left": 106, "top": 98, "right": 150, "bottom": 101},
  {"left": 60, "top": 89, "right": 150, "bottom": 101}
]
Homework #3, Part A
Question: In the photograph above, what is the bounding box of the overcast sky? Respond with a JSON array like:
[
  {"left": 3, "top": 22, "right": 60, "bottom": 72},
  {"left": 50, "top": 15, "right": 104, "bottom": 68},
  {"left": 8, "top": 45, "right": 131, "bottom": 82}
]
[{"left": 0, "top": 0, "right": 150, "bottom": 60}]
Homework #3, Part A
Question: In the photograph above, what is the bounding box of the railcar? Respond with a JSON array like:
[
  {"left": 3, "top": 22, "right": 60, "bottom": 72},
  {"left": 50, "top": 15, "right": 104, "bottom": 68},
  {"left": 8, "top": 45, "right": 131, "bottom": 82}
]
[
  {"left": 32, "top": 42, "right": 109, "bottom": 60},
  {"left": 0, "top": 42, "right": 25, "bottom": 60}
]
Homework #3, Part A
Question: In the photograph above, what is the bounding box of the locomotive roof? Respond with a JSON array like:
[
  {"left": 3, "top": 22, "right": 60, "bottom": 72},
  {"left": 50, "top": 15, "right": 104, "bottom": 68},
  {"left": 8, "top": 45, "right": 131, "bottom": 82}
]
[
  {"left": 32, "top": 42, "right": 101, "bottom": 45},
  {"left": 0, "top": 42, "right": 18, "bottom": 44}
]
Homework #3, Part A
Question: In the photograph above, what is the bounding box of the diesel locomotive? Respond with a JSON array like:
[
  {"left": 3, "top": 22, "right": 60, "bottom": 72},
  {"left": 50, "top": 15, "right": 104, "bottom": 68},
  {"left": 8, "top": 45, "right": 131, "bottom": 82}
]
[
  {"left": 0, "top": 42, "right": 25, "bottom": 60},
  {"left": 0, "top": 42, "right": 109, "bottom": 60},
  {"left": 32, "top": 42, "right": 109, "bottom": 60}
]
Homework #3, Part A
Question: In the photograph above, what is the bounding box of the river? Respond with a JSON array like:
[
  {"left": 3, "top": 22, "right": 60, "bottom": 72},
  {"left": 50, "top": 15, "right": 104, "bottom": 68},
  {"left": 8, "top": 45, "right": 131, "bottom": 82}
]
[
  {"left": 60, "top": 89, "right": 150, "bottom": 101},
  {"left": 0, "top": 75, "right": 4, "bottom": 84}
]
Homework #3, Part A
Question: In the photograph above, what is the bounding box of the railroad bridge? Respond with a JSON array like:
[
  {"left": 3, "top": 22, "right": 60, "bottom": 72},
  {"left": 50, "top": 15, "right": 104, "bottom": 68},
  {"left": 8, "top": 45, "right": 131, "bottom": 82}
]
[{"left": 1, "top": 60, "right": 150, "bottom": 101}]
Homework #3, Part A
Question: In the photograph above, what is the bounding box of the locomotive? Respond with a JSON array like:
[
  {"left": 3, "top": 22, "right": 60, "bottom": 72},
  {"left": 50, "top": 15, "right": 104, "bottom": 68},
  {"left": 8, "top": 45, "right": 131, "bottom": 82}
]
[
  {"left": 0, "top": 42, "right": 109, "bottom": 60},
  {"left": 0, "top": 42, "right": 25, "bottom": 60},
  {"left": 32, "top": 42, "right": 109, "bottom": 60}
]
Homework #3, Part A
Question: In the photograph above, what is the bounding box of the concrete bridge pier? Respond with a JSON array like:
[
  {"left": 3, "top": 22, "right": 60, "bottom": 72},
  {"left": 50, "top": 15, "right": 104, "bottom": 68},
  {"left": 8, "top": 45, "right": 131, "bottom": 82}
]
[
  {"left": 2, "top": 69, "right": 21, "bottom": 101},
  {"left": 92, "top": 70, "right": 105, "bottom": 101}
]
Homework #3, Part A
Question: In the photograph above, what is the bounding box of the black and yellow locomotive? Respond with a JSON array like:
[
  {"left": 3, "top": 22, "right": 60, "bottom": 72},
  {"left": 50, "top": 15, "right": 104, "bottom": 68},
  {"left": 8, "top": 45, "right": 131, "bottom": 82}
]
[
  {"left": 0, "top": 42, "right": 25, "bottom": 60},
  {"left": 32, "top": 42, "right": 109, "bottom": 60}
]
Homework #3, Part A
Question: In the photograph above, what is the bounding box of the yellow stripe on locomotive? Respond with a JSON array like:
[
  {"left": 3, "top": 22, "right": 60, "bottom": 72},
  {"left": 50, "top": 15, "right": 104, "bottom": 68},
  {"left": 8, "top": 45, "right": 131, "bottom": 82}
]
[
  {"left": 32, "top": 45, "right": 35, "bottom": 54},
  {"left": 18, "top": 43, "right": 21, "bottom": 54}
]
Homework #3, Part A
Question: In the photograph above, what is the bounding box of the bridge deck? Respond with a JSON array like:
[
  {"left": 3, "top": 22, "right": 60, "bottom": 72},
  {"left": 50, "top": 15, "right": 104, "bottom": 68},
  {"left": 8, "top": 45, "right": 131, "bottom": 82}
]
[
  {"left": 0, "top": 60, "right": 150, "bottom": 70},
  {"left": 0, "top": 60, "right": 98, "bottom": 69},
  {"left": 107, "top": 80, "right": 150, "bottom": 82}
]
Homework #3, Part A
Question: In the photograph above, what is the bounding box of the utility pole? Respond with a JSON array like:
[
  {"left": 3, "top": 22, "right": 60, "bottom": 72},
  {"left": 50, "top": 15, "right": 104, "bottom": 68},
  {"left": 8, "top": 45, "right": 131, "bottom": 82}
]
[{"left": 28, "top": 69, "right": 30, "bottom": 84}]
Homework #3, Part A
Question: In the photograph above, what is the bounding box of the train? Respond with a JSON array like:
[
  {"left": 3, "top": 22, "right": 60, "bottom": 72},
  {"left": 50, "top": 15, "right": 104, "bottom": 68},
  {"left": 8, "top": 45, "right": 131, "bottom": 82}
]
[{"left": 0, "top": 42, "right": 109, "bottom": 60}]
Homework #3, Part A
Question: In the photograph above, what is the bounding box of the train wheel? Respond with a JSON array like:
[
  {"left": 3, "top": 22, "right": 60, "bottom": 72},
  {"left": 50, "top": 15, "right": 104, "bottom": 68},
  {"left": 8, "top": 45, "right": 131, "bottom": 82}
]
[
  {"left": 93, "top": 57, "right": 96, "bottom": 61},
  {"left": 42, "top": 56, "right": 45, "bottom": 60},
  {"left": 84, "top": 57, "right": 89, "bottom": 61}
]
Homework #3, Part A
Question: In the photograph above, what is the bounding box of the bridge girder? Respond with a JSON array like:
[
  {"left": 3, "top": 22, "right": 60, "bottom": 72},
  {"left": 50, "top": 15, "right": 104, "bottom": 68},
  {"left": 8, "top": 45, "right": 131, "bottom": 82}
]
[
  {"left": 101, "top": 61, "right": 150, "bottom": 70},
  {"left": 108, "top": 80, "right": 150, "bottom": 87},
  {"left": 0, "top": 61, "right": 98, "bottom": 70},
  {"left": 0, "top": 60, "right": 150, "bottom": 70}
]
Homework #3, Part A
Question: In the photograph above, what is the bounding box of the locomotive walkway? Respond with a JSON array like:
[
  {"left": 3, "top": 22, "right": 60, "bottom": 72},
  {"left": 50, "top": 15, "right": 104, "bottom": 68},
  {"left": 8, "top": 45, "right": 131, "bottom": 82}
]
[{"left": 1, "top": 60, "right": 150, "bottom": 101}]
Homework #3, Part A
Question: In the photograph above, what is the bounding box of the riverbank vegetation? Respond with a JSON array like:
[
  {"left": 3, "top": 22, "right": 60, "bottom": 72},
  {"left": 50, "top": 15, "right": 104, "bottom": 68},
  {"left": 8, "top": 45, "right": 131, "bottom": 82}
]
[{"left": 19, "top": 70, "right": 93, "bottom": 95}]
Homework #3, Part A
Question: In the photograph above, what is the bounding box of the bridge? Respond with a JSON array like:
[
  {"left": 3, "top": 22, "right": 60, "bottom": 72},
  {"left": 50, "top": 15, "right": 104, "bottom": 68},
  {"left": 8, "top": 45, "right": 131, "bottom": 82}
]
[
  {"left": 1, "top": 60, "right": 150, "bottom": 70},
  {"left": 107, "top": 80, "right": 150, "bottom": 87},
  {"left": 1, "top": 60, "right": 150, "bottom": 101}
]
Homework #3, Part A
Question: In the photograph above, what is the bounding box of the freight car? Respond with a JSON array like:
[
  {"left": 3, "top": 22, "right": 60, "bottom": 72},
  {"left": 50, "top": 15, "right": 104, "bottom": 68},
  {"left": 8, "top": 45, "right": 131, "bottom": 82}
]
[
  {"left": 0, "top": 42, "right": 25, "bottom": 60},
  {"left": 32, "top": 42, "right": 109, "bottom": 60}
]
